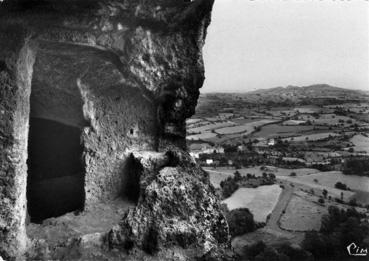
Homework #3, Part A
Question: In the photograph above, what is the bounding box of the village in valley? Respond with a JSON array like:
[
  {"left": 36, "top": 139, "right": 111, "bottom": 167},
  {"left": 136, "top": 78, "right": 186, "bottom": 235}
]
[{"left": 186, "top": 85, "right": 369, "bottom": 257}]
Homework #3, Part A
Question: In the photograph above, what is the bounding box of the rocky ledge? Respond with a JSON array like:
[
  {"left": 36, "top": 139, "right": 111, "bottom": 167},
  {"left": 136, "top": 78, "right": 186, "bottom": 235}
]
[
  {"left": 27, "top": 149, "right": 230, "bottom": 260},
  {"left": 0, "top": 1, "right": 232, "bottom": 260}
]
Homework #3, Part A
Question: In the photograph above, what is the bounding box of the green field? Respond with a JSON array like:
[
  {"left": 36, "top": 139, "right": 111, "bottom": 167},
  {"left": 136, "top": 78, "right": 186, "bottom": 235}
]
[
  {"left": 222, "top": 185, "right": 282, "bottom": 223},
  {"left": 298, "top": 171, "right": 369, "bottom": 193},
  {"left": 250, "top": 124, "right": 315, "bottom": 138},
  {"left": 188, "top": 121, "right": 236, "bottom": 134},
  {"left": 280, "top": 194, "right": 326, "bottom": 231},
  {"left": 187, "top": 132, "right": 217, "bottom": 140},
  {"left": 283, "top": 132, "right": 339, "bottom": 142},
  {"left": 350, "top": 134, "right": 369, "bottom": 153},
  {"left": 215, "top": 119, "right": 276, "bottom": 135}
]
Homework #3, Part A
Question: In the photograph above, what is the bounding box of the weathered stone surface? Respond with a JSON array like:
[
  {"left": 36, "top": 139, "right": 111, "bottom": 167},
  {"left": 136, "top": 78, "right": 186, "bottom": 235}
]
[
  {"left": 0, "top": 26, "right": 36, "bottom": 260},
  {"left": 1, "top": 0, "right": 213, "bottom": 138},
  {"left": 0, "top": 0, "right": 214, "bottom": 207},
  {"left": 106, "top": 149, "right": 230, "bottom": 260},
  {"left": 25, "top": 150, "right": 230, "bottom": 260},
  {"left": 0, "top": 1, "right": 230, "bottom": 260}
]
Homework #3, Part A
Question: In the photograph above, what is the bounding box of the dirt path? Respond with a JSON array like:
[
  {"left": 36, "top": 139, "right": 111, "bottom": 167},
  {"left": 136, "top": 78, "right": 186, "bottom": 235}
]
[
  {"left": 266, "top": 185, "right": 294, "bottom": 230},
  {"left": 231, "top": 185, "right": 305, "bottom": 254}
]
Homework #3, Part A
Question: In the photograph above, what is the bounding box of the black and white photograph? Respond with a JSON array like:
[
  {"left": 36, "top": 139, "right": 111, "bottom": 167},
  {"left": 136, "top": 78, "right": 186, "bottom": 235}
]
[{"left": 0, "top": 0, "right": 368, "bottom": 260}]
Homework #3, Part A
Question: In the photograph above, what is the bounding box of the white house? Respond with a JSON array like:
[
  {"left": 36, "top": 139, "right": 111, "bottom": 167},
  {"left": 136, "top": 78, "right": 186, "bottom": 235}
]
[
  {"left": 203, "top": 146, "right": 225, "bottom": 154},
  {"left": 267, "top": 139, "right": 275, "bottom": 146},
  {"left": 189, "top": 143, "right": 224, "bottom": 160},
  {"left": 237, "top": 145, "right": 247, "bottom": 152},
  {"left": 206, "top": 159, "right": 214, "bottom": 165}
]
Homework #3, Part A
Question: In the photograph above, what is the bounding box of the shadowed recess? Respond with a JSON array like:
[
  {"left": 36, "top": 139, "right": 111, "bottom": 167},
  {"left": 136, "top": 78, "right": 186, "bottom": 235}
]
[
  {"left": 121, "top": 154, "right": 142, "bottom": 204},
  {"left": 27, "top": 117, "right": 85, "bottom": 223}
]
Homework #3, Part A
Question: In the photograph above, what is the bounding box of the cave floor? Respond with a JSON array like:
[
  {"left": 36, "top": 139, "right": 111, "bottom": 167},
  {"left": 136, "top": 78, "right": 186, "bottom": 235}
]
[{"left": 26, "top": 198, "right": 134, "bottom": 245}]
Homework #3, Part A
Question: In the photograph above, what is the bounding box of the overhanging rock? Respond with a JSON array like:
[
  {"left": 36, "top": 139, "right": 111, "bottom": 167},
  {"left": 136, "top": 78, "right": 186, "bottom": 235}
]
[{"left": 0, "top": 1, "right": 231, "bottom": 260}]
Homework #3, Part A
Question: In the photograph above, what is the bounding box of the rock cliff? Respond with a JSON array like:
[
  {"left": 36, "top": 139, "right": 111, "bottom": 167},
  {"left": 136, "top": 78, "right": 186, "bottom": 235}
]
[{"left": 0, "top": 0, "right": 231, "bottom": 260}]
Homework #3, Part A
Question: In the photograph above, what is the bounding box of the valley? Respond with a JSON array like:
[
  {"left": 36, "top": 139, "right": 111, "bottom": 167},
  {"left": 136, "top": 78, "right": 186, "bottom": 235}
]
[{"left": 187, "top": 85, "right": 369, "bottom": 254}]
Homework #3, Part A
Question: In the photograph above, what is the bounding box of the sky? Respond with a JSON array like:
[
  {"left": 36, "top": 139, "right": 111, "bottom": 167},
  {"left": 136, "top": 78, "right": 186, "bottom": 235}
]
[{"left": 202, "top": 0, "right": 369, "bottom": 93}]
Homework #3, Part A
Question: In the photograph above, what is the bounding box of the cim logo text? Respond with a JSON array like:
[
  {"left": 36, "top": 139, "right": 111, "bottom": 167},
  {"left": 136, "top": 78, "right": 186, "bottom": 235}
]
[{"left": 347, "top": 242, "right": 368, "bottom": 257}]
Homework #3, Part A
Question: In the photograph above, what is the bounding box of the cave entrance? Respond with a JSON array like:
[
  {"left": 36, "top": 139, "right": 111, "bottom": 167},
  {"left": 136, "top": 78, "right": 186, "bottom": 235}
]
[
  {"left": 121, "top": 155, "right": 142, "bottom": 204},
  {"left": 27, "top": 117, "right": 85, "bottom": 223}
]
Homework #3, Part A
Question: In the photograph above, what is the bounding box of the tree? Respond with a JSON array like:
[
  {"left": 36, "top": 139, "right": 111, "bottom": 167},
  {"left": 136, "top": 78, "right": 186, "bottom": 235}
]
[
  {"left": 302, "top": 231, "right": 331, "bottom": 259},
  {"left": 234, "top": 170, "right": 241, "bottom": 181},
  {"left": 322, "top": 189, "right": 328, "bottom": 198},
  {"left": 242, "top": 241, "right": 266, "bottom": 260},
  {"left": 220, "top": 177, "right": 239, "bottom": 198},
  {"left": 233, "top": 162, "right": 241, "bottom": 170},
  {"left": 303, "top": 206, "right": 369, "bottom": 260},
  {"left": 242, "top": 241, "right": 311, "bottom": 261},
  {"left": 349, "top": 198, "right": 358, "bottom": 207},
  {"left": 335, "top": 181, "right": 348, "bottom": 191},
  {"left": 255, "top": 246, "right": 287, "bottom": 261},
  {"left": 343, "top": 157, "right": 369, "bottom": 176},
  {"left": 278, "top": 244, "right": 312, "bottom": 261},
  {"left": 226, "top": 208, "right": 256, "bottom": 238}
]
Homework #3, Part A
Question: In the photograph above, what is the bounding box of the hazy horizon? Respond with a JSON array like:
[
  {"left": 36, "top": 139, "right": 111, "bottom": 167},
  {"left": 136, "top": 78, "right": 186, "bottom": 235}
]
[
  {"left": 202, "top": 0, "right": 369, "bottom": 93},
  {"left": 200, "top": 83, "right": 369, "bottom": 94}
]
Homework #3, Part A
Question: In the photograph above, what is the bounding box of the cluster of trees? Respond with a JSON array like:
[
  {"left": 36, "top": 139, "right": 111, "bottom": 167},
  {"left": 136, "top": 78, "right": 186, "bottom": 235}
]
[
  {"left": 302, "top": 206, "right": 369, "bottom": 260},
  {"left": 238, "top": 206, "right": 369, "bottom": 260},
  {"left": 343, "top": 157, "right": 369, "bottom": 176},
  {"left": 309, "top": 163, "right": 332, "bottom": 172},
  {"left": 334, "top": 108, "right": 349, "bottom": 116},
  {"left": 239, "top": 241, "right": 312, "bottom": 261},
  {"left": 274, "top": 138, "right": 290, "bottom": 150},
  {"left": 220, "top": 171, "right": 276, "bottom": 199},
  {"left": 220, "top": 176, "right": 239, "bottom": 198},
  {"left": 198, "top": 149, "right": 265, "bottom": 168},
  {"left": 225, "top": 208, "right": 257, "bottom": 238},
  {"left": 334, "top": 181, "right": 350, "bottom": 191}
]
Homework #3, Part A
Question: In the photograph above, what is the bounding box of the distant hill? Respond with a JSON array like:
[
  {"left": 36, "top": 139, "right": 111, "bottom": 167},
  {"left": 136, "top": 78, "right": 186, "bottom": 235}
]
[
  {"left": 246, "top": 84, "right": 368, "bottom": 98},
  {"left": 195, "top": 84, "right": 369, "bottom": 116},
  {"left": 201, "top": 84, "right": 369, "bottom": 105}
]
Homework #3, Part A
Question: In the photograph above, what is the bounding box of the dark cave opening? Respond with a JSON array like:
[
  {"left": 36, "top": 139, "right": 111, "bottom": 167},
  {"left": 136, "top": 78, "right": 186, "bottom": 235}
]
[
  {"left": 121, "top": 155, "right": 142, "bottom": 204},
  {"left": 27, "top": 117, "right": 85, "bottom": 223}
]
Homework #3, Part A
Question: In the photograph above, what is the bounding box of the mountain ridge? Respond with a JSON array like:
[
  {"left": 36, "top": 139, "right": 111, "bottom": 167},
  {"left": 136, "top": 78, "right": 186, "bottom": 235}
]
[
  {"left": 197, "top": 84, "right": 369, "bottom": 110},
  {"left": 203, "top": 84, "right": 368, "bottom": 95}
]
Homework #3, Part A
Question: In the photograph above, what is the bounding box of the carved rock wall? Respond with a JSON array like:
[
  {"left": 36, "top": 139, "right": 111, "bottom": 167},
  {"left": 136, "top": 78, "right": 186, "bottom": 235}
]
[
  {"left": 0, "top": 1, "right": 230, "bottom": 260},
  {"left": 0, "top": 25, "right": 37, "bottom": 260}
]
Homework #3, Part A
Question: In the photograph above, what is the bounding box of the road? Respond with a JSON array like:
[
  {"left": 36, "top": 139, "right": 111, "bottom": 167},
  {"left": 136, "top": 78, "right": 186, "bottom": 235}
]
[
  {"left": 266, "top": 185, "right": 294, "bottom": 231},
  {"left": 231, "top": 184, "right": 305, "bottom": 253}
]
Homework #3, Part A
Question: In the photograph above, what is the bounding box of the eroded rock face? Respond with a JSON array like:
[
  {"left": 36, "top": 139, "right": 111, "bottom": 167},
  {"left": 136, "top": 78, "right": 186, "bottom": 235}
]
[
  {"left": 0, "top": 28, "right": 37, "bottom": 260},
  {"left": 107, "top": 150, "right": 229, "bottom": 259},
  {"left": 26, "top": 150, "right": 230, "bottom": 260},
  {"left": 0, "top": 0, "right": 230, "bottom": 260},
  {"left": 1, "top": 0, "right": 213, "bottom": 138}
]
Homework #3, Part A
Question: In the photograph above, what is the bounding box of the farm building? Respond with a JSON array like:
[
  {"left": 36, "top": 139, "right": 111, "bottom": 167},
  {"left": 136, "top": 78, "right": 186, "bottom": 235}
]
[{"left": 189, "top": 143, "right": 225, "bottom": 159}]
